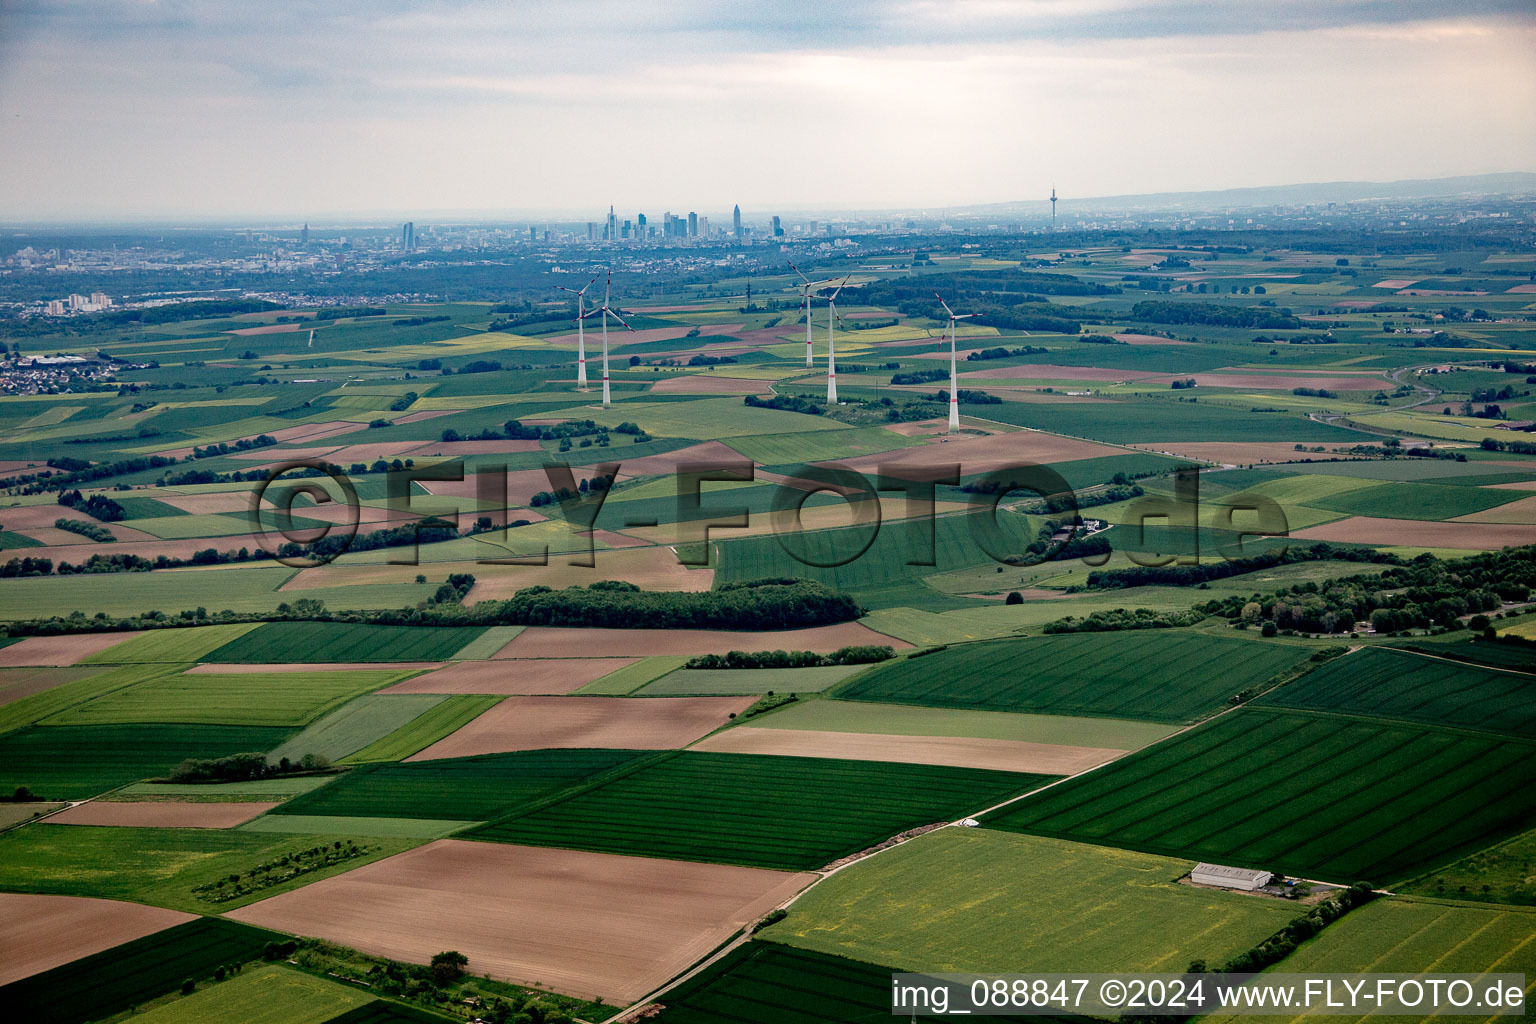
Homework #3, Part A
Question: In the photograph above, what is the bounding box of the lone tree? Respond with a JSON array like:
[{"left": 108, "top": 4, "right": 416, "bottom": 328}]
[{"left": 429, "top": 950, "right": 468, "bottom": 987}]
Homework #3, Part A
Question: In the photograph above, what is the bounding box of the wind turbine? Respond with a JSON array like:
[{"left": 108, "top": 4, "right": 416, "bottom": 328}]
[
  {"left": 825, "top": 273, "right": 852, "bottom": 403},
  {"left": 934, "top": 291, "right": 977, "bottom": 433},
  {"left": 556, "top": 274, "right": 600, "bottom": 390},
  {"left": 579, "top": 275, "right": 633, "bottom": 408},
  {"left": 788, "top": 262, "right": 820, "bottom": 368}
]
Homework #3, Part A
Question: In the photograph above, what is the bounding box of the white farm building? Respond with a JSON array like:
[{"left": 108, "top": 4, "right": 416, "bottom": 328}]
[{"left": 1192, "top": 863, "right": 1273, "bottom": 891}]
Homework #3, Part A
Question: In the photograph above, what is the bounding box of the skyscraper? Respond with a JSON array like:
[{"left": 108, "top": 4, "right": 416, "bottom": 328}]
[
  {"left": 636, "top": 212, "right": 647, "bottom": 239},
  {"left": 402, "top": 222, "right": 414, "bottom": 250},
  {"left": 771, "top": 215, "right": 782, "bottom": 237},
  {"left": 733, "top": 205, "right": 742, "bottom": 241},
  {"left": 687, "top": 211, "right": 698, "bottom": 238},
  {"left": 300, "top": 222, "right": 309, "bottom": 246},
  {"left": 606, "top": 205, "right": 617, "bottom": 241}
]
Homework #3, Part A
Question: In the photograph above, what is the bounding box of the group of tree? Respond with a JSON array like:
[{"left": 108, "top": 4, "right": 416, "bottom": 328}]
[
  {"left": 890, "top": 367, "right": 949, "bottom": 386},
  {"left": 685, "top": 644, "right": 894, "bottom": 669},
  {"left": 1129, "top": 300, "right": 1302, "bottom": 329},
  {"left": 189, "top": 435, "right": 277, "bottom": 460},
  {"left": 53, "top": 518, "right": 114, "bottom": 542},
  {"left": 745, "top": 393, "right": 823, "bottom": 415},
  {"left": 169, "top": 751, "right": 333, "bottom": 784},
  {"left": 1204, "top": 546, "right": 1536, "bottom": 635},
  {"left": 965, "top": 344, "right": 1050, "bottom": 361},
  {"left": 932, "top": 388, "right": 1001, "bottom": 405}
]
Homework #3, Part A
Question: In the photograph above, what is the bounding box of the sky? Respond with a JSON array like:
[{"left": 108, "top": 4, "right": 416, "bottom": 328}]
[{"left": 1, "top": 0, "right": 1534, "bottom": 222}]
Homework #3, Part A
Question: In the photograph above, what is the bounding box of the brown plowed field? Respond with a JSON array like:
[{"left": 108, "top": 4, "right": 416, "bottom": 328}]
[
  {"left": 1113, "top": 334, "right": 1194, "bottom": 345},
  {"left": 156, "top": 491, "right": 257, "bottom": 514},
  {"left": 227, "top": 323, "right": 303, "bottom": 335},
  {"left": 543, "top": 323, "right": 744, "bottom": 348},
  {"left": 0, "top": 666, "right": 106, "bottom": 707},
  {"left": 391, "top": 409, "right": 456, "bottom": 424},
  {"left": 650, "top": 375, "right": 775, "bottom": 395},
  {"left": 838, "top": 430, "right": 1121, "bottom": 479},
  {"left": 492, "top": 622, "right": 906, "bottom": 659},
  {"left": 0, "top": 893, "right": 195, "bottom": 986},
  {"left": 458, "top": 546, "right": 713, "bottom": 602},
  {"left": 690, "top": 727, "right": 1123, "bottom": 774},
  {"left": 960, "top": 364, "right": 1157, "bottom": 382},
  {"left": 405, "top": 694, "right": 754, "bottom": 759},
  {"left": 226, "top": 839, "right": 814, "bottom": 1003},
  {"left": 382, "top": 659, "right": 636, "bottom": 695},
  {"left": 0, "top": 633, "right": 130, "bottom": 667},
  {"left": 1451, "top": 495, "right": 1536, "bottom": 524},
  {"left": 184, "top": 662, "right": 442, "bottom": 674},
  {"left": 49, "top": 800, "right": 279, "bottom": 828},
  {"left": 1293, "top": 516, "right": 1536, "bottom": 548}
]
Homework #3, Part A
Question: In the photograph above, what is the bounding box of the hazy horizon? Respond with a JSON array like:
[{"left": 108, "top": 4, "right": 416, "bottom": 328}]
[{"left": 2, "top": 0, "right": 1534, "bottom": 221}]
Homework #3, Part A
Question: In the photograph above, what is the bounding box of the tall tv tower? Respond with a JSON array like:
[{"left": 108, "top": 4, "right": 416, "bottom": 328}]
[{"left": 1050, "top": 187, "right": 1057, "bottom": 229}]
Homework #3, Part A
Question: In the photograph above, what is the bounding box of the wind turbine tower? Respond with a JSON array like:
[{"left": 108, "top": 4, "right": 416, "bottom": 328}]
[
  {"left": 556, "top": 274, "right": 599, "bottom": 390},
  {"left": 1050, "top": 187, "right": 1057, "bottom": 229},
  {"left": 579, "top": 275, "right": 633, "bottom": 407},
  {"left": 825, "top": 273, "right": 852, "bottom": 404},
  {"left": 789, "top": 263, "right": 820, "bottom": 368},
  {"left": 934, "top": 291, "right": 977, "bottom": 433}
]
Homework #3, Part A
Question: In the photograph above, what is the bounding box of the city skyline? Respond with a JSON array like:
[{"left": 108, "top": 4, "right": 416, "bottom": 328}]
[{"left": 0, "top": 1, "right": 1533, "bottom": 220}]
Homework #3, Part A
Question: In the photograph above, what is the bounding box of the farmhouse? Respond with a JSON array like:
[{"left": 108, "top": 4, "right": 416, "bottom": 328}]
[{"left": 1192, "top": 863, "right": 1273, "bottom": 891}]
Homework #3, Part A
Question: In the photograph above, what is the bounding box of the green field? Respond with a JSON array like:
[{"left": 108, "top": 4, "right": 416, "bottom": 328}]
[
  {"left": 713, "top": 512, "right": 1041, "bottom": 610},
  {"left": 445, "top": 625, "right": 524, "bottom": 660},
  {"left": 747, "top": 699, "right": 1181, "bottom": 748},
  {"left": 202, "top": 622, "right": 489, "bottom": 663},
  {"left": 113, "top": 774, "right": 336, "bottom": 801},
  {"left": 984, "top": 707, "right": 1536, "bottom": 884},
  {"left": 0, "top": 723, "right": 294, "bottom": 798},
  {"left": 0, "top": 662, "right": 182, "bottom": 736},
  {"left": 0, "top": 566, "right": 302, "bottom": 620},
  {"left": 652, "top": 942, "right": 1044, "bottom": 1024},
  {"left": 267, "top": 694, "right": 448, "bottom": 763},
  {"left": 638, "top": 664, "right": 866, "bottom": 696},
  {"left": 0, "top": 917, "right": 283, "bottom": 1024},
  {"left": 1395, "top": 638, "right": 1536, "bottom": 673},
  {"left": 45, "top": 667, "right": 418, "bottom": 728},
  {"left": 127, "top": 965, "right": 375, "bottom": 1024},
  {"left": 238, "top": 813, "right": 478, "bottom": 838},
  {"left": 572, "top": 656, "right": 691, "bottom": 695},
  {"left": 1310, "top": 481, "right": 1522, "bottom": 520},
  {"left": 837, "top": 632, "right": 1308, "bottom": 722},
  {"left": 956, "top": 396, "right": 1370, "bottom": 443},
  {"left": 80, "top": 622, "right": 264, "bottom": 663},
  {"left": 724, "top": 425, "right": 923, "bottom": 465},
  {"left": 1398, "top": 826, "right": 1536, "bottom": 907},
  {"left": 339, "top": 695, "right": 503, "bottom": 762},
  {"left": 1203, "top": 897, "right": 1536, "bottom": 1023},
  {"left": 777, "top": 828, "right": 1296, "bottom": 973},
  {"left": 322, "top": 1001, "right": 458, "bottom": 1024},
  {"left": 476, "top": 751, "right": 1054, "bottom": 870},
  {"left": 0, "top": 823, "right": 417, "bottom": 912},
  {"left": 1260, "top": 646, "right": 1536, "bottom": 738},
  {"left": 275, "top": 748, "right": 648, "bottom": 820}
]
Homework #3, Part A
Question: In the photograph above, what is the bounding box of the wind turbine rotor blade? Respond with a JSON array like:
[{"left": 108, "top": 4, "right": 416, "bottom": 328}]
[
  {"left": 828, "top": 272, "right": 853, "bottom": 300},
  {"left": 933, "top": 291, "right": 955, "bottom": 319},
  {"left": 788, "top": 261, "right": 810, "bottom": 285},
  {"left": 580, "top": 274, "right": 599, "bottom": 295},
  {"left": 608, "top": 309, "right": 635, "bottom": 331}
]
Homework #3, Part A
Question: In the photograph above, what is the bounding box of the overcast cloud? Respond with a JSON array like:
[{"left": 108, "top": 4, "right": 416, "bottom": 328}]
[{"left": 0, "top": 0, "right": 1532, "bottom": 221}]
